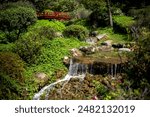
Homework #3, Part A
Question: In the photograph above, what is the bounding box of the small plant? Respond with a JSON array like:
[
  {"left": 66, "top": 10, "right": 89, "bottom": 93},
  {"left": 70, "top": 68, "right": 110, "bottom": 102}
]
[
  {"left": 63, "top": 25, "right": 89, "bottom": 41},
  {"left": 15, "top": 32, "right": 42, "bottom": 64},
  {"left": 29, "top": 20, "right": 66, "bottom": 32},
  {"left": 37, "top": 26, "right": 57, "bottom": 40}
]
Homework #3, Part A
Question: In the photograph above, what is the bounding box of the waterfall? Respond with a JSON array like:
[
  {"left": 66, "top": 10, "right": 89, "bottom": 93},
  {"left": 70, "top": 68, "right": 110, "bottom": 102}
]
[{"left": 33, "top": 59, "right": 86, "bottom": 100}]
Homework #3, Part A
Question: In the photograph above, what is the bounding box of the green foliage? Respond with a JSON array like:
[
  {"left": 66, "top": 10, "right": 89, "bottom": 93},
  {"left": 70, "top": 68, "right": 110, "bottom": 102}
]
[
  {"left": 25, "top": 38, "right": 87, "bottom": 77},
  {"left": 126, "top": 34, "right": 150, "bottom": 87},
  {"left": 93, "top": 80, "right": 108, "bottom": 96},
  {"left": 113, "top": 15, "right": 135, "bottom": 28},
  {"left": 129, "top": 6, "right": 150, "bottom": 29},
  {"left": 15, "top": 32, "right": 43, "bottom": 64},
  {"left": 37, "top": 26, "right": 57, "bottom": 40},
  {"left": 81, "top": 0, "right": 107, "bottom": 12},
  {"left": 63, "top": 25, "right": 89, "bottom": 41},
  {"left": 0, "top": 73, "right": 21, "bottom": 99},
  {"left": 0, "top": 2, "right": 37, "bottom": 42},
  {"left": 48, "top": 0, "right": 79, "bottom": 12},
  {"left": 72, "top": 19, "right": 90, "bottom": 28},
  {"left": 81, "top": 0, "right": 108, "bottom": 27},
  {"left": 113, "top": 15, "right": 135, "bottom": 34},
  {"left": 29, "top": 0, "right": 51, "bottom": 11},
  {"left": 0, "top": 52, "right": 24, "bottom": 80},
  {"left": 30, "top": 20, "right": 66, "bottom": 32},
  {"left": 97, "top": 27, "right": 128, "bottom": 43},
  {"left": 0, "top": 43, "right": 16, "bottom": 52}
]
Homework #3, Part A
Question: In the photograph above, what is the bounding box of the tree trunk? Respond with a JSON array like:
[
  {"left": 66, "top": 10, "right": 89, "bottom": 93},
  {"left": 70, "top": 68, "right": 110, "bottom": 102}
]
[{"left": 107, "top": 0, "right": 113, "bottom": 27}]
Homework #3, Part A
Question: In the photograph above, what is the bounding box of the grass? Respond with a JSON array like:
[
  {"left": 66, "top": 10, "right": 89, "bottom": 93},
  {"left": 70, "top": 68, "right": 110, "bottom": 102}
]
[
  {"left": 97, "top": 27, "right": 130, "bottom": 44},
  {"left": 113, "top": 15, "right": 135, "bottom": 28},
  {"left": 25, "top": 37, "right": 87, "bottom": 78}
]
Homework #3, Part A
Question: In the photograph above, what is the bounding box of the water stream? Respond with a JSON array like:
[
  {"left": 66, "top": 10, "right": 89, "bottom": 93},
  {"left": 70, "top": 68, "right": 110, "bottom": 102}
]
[
  {"left": 33, "top": 58, "right": 122, "bottom": 100},
  {"left": 33, "top": 59, "right": 86, "bottom": 100}
]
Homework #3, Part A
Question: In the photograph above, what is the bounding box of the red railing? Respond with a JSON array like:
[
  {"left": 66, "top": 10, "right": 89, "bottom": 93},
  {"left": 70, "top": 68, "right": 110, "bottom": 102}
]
[{"left": 37, "top": 12, "right": 71, "bottom": 20}]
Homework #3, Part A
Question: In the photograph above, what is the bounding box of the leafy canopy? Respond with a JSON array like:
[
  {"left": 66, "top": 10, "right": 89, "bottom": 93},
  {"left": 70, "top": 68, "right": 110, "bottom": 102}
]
[{"left": 0, "top": 1, "right": 37, "bottom": 42}]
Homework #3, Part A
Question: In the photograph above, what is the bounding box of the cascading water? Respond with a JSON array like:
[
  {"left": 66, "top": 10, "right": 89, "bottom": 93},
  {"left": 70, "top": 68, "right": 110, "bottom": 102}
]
[{"left": 33, "top": 59, "right": 86, "bottom": 100}]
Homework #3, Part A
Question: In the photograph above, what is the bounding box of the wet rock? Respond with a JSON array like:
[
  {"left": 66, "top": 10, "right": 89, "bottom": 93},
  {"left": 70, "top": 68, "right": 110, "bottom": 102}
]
[
  {"left": 90, "top": 31, "right": 99, "bottom": 37},
  {"left": 63, "top": 56, "right": 70, "bottom": 65},
  {"left": 98, "top": 45, "right": 114, "bottom": 51},
  {"left": 70, "top": 48, "right": 82, "bottom": 57},
  {"left": 101, "top": 40, "right": 112, "bottom": 46},
  {"left": 112, "top": 43, "right": 123, "bottom": 48},
  {"left": 119, "top": 48, "right": 131, "bottom": 52},
  {"left": 86, "top": 37, "right": 98, "bottom": 44},
  {"left": 96, "top": 34, "right": 107, "bottom": 40},
  {"left": 79, "top": 46, "right": 104, "bottom": 54}
]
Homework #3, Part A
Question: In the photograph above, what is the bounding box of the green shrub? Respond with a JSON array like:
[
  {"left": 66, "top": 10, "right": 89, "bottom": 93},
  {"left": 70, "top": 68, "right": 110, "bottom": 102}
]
[
  {"left": 63, "top": 25, "right": 89, "bottom": 41},
  {"left": 29, "top": 20, "right": 66, "bottom": 32},
  {"left": 0, "top": 52, "right": 24, "bottom": 80},
  {"left": 37, "top": 26, "right": 57, "bottom": 40},
  {"left": 0, "top": 73, "right": 21, "bottom": 99},
  {"left": 0, "top": 43, "right": 16, "bottom": 52},
  {"left": 15, "top": 32, "right": 42, "bottom": 64},
  {"left": 25, "top": 38, "right": 87, "bottom": 77},
  {"left": 113, "top": 15, "right": 135, "bottom": 34}
]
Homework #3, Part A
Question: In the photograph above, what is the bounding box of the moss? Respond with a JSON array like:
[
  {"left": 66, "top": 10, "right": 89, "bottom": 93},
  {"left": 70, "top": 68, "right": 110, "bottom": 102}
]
[{"left": 0, "top": 52, "right": 24, "bottom": 81}]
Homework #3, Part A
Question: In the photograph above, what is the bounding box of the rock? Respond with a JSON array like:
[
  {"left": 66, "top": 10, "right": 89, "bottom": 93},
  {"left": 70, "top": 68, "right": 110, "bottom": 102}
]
[
  {"left": 112, "top": 43, "right": 123, "bottom": 48},
  {"left": 101, "top": 40, "right": 112, "bottom": 46},
  {"left": 55, "top": 32, "right": 63, "bottom": 37},
  {"left": 90, "top": 31, "right": 99, "bottom": 37},
  {"left": 98, "top": 45, "right": 114, "bottom": 51},
  {"left": 79, "top": 46, "right": 97, "bottom": 54},
  {"left": 86, "top": 37, "right": 98, "bottom": 44},
  {"left": 119, "top": 48, "right": 131, "bottom": 52},
  {"left": 35, "top": 72, "right": 47, "bottom": 80},
  {"left": 34, "top": 72, "right": 49, "bottom": 89},
  {"left": 70, "top": 48, "right": 82, "bottom": 57},
  {"left": 96, "top": 34, "right": 107, "bottom": 40},
  {"left": 63, "top": 56, "right": 70, "bottom": 65}
]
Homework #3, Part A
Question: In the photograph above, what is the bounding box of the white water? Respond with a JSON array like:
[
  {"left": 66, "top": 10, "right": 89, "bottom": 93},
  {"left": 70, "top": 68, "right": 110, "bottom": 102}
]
[{"left": 33, "top": 59, "right": 86, "bottom": 100}]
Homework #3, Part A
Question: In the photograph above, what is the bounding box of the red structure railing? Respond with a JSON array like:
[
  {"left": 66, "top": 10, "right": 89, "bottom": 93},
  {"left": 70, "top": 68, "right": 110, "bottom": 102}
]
[{"left": 37, "top": 12, "right": 71, "bottom": 20}]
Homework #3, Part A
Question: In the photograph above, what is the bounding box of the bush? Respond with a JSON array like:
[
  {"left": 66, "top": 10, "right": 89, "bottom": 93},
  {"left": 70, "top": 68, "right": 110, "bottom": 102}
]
[
  {"left": 0, "top": 73, "right": 21, "bottom": 99},
  {"left": 0, "top": 1, "right": 37, "bottom": 42},
  {"left": 30, "top": 20, "right": 66, "bottom": 32},
  {"left": 37, "top": 26, "right": 57, "bottom": 40},
  {"left": 113, "top": 15, "right": 135, "bottom": 34},
  {"left": 0, "top": 43, "right": 16, "bottom": 52},
  {"left": 0, "top": 52, "right": 24, "bottom": 80},
  {"left": 15, "top": 33, "right": 42, "bottom": 64},
  {"left": 63, "top": 25, "right": 89, "bottom": 41}
]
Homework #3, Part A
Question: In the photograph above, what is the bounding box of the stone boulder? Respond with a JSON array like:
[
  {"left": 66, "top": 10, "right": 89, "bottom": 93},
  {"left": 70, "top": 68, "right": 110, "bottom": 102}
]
[
  {"left": 119, "top": 48, "right": 131, "bottom": 52},
  {"left": 79, "top": 46, "right": 98, "bottom": 54},
  {"left": 90, "top": 31, "right": 99, "bottom": 37},
  {"left": 34, "top": 72, "right": 49, "bottom": 89},
  {"left": 96, "top": 34, "right": 107, "bottom": 40},
  {"left": 63, "top": 56, "right": 70, "bottom": 66},
  {"left": 70, "top": 48, "right": 82, "bottom": 57},
  {"left": 101, "top": 40, "right": 112, "bottom": 46},
  {"left": 86, "top": 37, "right": 98, "bottom": 44},
  {"left": 55, "top": 32, "right": 63, "bottom": 38}
]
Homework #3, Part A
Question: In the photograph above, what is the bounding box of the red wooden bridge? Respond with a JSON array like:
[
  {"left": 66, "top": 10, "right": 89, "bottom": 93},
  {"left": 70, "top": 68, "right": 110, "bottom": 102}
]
[{"left": 37, "top": 11, "right": 71, "bottom": 20}]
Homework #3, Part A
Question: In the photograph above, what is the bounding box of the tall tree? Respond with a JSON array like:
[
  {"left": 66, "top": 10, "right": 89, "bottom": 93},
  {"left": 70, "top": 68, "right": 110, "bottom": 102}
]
[
  {"left": 0, "top": 1, "right": 37, "bottom": 42},
  {"left": 106, "top": 0, "right": 113, "bottom": 27}
]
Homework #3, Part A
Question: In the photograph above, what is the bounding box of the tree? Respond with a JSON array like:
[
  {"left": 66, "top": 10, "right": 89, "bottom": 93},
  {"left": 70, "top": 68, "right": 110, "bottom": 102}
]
[
  {"left": 81, "top": 0, "right": 113, "bottom": 27},
  {"left": 28, "top": 0, "right": 51, "bottom": 12},
  {"left": 106, "top": 0, "right": 113, "bottom": 27},
  {"left": 0, "top": 1, "right": 37, "bottom": 42}
]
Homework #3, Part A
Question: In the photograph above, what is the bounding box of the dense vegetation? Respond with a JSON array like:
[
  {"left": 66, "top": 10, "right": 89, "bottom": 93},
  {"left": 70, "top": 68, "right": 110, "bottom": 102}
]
[{"left": 0, "top": 0, "right": 149, "bottom": 99}]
